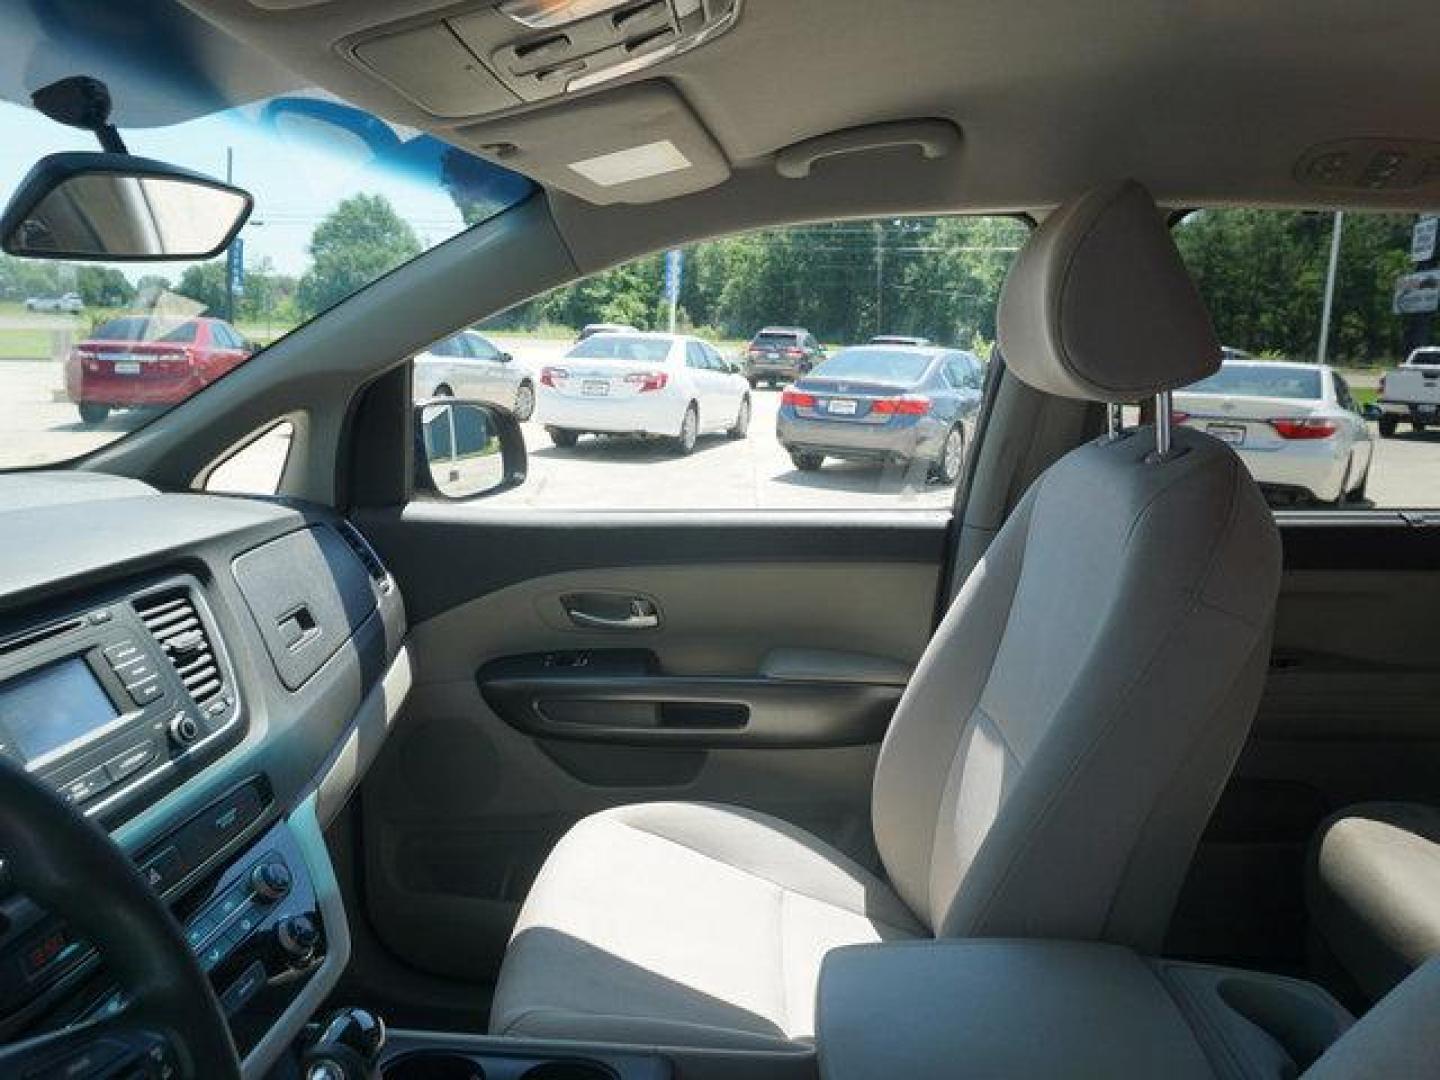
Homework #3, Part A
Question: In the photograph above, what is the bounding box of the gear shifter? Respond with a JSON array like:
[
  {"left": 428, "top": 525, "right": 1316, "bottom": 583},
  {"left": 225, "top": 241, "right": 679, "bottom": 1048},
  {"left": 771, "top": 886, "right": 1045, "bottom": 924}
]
[{"left": 301, "top": 1007, "right": 386, "bottom": 1080}]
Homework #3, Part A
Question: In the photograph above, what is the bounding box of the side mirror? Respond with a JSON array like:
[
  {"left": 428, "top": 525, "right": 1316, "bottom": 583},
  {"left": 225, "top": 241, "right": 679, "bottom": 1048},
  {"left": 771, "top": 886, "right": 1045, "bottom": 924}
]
[
  {"left": 0, "top": 152, "right": 252, "bottom": 261},
  {"left": 414, "top": 399, "right": 527, "bottom": 500},
  {"left": 498, "top": 352, "right": 513, "bottom": 363},
  {"left": 1363, "top": 403, "right": 1382, "bottom": 421}
]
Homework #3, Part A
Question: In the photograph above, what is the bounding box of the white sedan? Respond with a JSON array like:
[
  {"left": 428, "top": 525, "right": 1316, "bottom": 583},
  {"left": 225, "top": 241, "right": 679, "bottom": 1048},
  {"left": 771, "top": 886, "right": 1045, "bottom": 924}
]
[
  {"left": 1174, "top": 360, "right": 1373, "bottom": 505},
  {"left": 538, "top": 332, "right": 752, "bottom": 455}
]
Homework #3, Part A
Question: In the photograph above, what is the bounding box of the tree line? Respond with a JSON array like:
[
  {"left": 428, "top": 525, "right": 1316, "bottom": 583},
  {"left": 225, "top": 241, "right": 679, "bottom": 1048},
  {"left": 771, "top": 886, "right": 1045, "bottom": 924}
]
[{"left": 0, "top": 193, "right": 1426, "bottom": 366}]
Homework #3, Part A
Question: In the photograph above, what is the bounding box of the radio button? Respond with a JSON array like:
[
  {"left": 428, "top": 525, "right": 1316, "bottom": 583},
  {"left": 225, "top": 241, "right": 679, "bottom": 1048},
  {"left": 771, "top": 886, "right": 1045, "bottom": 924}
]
[
  {"left": 167, "top": 712, "right": 200, "bottom": 747},
  {"left": 128, "top": 678, "right": 163, "bottom": 706},
  {"left": 102, "top": 639, "right": 141, "bottom": 665},
  {"left": 221, "top": 961, "right": 267, "bottom": 1014},
  {"left": 200, "top": 937, "right": 229, "bottom": 970},
  {"left": 59, "top": 767, "right": 111, "bottom": 805},
  {"left": 114, "top": 657, "right": 159, "bottom": 686},
  {"left": 104, "top": 741, "right": 156, "bottom": 783},
  {"left": 139, "top": 845, "right": 185, "bottom": 893}
]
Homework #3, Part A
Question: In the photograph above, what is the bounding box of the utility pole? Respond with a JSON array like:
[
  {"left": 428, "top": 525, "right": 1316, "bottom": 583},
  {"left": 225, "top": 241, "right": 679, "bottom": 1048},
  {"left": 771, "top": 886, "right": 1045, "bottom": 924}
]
[
  {"left": 1317, "top": 210, "right": 1343, "bottom": 365},
  {"left": 224, "top": 147, "right": 236, "bottom": 324},
  {"left": 873, "top": 221, "right": 885, "bottom": 335}
]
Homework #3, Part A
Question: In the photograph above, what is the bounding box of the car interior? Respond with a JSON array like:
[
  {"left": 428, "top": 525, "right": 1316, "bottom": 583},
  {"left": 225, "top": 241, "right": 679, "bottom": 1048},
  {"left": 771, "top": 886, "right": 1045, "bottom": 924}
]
[{"left": 0, "top": 2, "right": 1438, "bottom": 1079}]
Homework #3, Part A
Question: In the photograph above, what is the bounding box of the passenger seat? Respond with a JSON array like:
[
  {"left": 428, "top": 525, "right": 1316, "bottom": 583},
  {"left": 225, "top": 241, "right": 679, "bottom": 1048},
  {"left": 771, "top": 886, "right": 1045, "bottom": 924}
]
[{"left": 1307, "top": 802, "right": 1440, "bottom": 1001}]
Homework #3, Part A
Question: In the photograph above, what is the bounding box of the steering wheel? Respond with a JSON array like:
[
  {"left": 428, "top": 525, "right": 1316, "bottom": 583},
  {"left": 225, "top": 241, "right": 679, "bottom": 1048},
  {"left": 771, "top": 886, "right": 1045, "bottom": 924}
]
[{"left": 0, "top": 755, "right": 239, "bottom": 1078}]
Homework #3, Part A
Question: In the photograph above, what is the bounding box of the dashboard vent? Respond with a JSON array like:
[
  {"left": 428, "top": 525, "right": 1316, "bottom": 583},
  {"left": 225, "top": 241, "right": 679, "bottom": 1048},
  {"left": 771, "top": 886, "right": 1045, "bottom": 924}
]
[
  {"left": 135, "top": 591, "right": 223, "bottom": 707},
  {"left": 336, "top": 521, "right": 392, "bottom": 592}
]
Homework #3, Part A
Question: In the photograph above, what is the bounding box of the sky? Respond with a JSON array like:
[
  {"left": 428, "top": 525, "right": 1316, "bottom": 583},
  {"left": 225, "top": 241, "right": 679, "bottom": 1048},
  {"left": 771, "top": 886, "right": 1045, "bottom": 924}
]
[{"left": 0, "top": 95, "right": 476, "bottom": 281}]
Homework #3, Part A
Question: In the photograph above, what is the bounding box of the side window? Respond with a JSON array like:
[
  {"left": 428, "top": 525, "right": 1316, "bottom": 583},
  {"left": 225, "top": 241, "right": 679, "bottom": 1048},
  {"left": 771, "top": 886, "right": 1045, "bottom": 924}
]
[
  {"left": 475, "top": 213, "right": 1029, "bottom": 510},
  {"left": 204, "top": 421, "right": 295, "bottom": 495},
  {"left": 469, "top": 335, "right": 501, "bottom": 361},
  {"left": 1175, "top": 207, "right": 1438, "bottom": 512}
]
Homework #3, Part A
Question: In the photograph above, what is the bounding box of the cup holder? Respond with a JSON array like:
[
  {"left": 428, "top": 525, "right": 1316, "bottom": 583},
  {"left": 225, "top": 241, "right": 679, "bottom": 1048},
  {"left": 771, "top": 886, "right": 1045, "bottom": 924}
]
[
  {"left": 384, "top": 1052, "right": 486, "bottom": 1080},
  {"left": 520, "top": 1063, "right": 618, "bottom": 1080}
]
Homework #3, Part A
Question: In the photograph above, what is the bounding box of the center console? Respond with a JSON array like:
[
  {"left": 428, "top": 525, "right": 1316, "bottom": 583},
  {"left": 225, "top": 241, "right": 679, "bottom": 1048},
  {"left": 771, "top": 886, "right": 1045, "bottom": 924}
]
[
  {"left": 0, "top": 775, "right": 335, "bottom": 1068},
  {"left": 816, "top": 939, "right": 1354, "bottom": 1080},
  {"left": 0, "top": 576, "right": 243, "bottom": 824}
]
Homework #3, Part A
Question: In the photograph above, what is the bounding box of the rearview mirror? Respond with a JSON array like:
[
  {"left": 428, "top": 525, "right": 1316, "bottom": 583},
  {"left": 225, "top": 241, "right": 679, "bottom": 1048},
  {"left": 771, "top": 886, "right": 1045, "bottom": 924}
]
[
  {"left": 0, "top": 152, "right": 252, "bottom": 261},
  {"left": 415, "top": 399, "right": 527, "bottom": 500}
]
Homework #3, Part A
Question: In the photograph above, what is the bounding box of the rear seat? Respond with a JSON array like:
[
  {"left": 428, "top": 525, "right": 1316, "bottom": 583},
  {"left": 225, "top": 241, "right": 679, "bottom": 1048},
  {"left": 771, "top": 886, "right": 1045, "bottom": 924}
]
[{"left": 1306, "top": 802, "right": 1440, "bottom": 1001}]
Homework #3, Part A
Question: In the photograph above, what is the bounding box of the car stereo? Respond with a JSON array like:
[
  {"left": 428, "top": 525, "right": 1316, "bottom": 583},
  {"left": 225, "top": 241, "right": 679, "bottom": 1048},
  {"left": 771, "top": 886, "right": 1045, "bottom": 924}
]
[{"left": 0, "top": 577, "right": 241, "bottom": 818}]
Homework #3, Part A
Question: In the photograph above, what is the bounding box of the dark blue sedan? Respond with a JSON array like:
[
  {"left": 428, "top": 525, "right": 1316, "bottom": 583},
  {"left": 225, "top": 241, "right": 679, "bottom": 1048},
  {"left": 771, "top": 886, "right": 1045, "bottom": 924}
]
[{"left": 776, "top": 346, "right": 985, "bottom": 483}]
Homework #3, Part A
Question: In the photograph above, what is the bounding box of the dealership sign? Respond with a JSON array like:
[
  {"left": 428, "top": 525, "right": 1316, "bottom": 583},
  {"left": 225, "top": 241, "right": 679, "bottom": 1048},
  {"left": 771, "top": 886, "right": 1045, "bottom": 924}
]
[
  {"left": 1395, "top": 270, "right": 1440, "bottom": 314},
  {"left": 1412, "top": 215, "right": 1438, "bottom": 262}
]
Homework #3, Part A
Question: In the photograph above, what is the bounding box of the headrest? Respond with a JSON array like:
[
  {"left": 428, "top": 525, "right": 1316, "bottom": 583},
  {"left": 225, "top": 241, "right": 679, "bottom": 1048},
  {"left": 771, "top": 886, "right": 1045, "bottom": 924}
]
[{"left": 997, "top": 180, "right": 1220, "bottom": 402}]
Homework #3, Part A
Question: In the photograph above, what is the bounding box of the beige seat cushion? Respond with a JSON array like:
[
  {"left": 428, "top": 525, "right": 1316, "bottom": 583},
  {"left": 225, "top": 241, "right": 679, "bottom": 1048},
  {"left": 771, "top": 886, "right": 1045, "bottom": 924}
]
[{"left": 489, "top": 801, "right": 923, "bottom": 1051}]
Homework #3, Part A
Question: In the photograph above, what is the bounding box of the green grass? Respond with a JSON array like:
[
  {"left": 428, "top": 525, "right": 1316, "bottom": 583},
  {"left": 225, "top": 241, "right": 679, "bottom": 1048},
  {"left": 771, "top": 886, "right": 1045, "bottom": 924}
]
[
  {"left": 0, "top": 328, "right": 59, "bottom": 359},
  {"left": 1352, "top": 386, "right": 1378, "bottom": 409}
]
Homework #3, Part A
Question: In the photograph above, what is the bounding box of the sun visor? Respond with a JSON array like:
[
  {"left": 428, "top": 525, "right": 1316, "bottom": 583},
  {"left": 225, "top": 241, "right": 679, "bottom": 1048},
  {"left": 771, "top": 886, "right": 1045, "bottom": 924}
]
[{"left": 454, "top": 82, "right": 729, "bottom": 204}]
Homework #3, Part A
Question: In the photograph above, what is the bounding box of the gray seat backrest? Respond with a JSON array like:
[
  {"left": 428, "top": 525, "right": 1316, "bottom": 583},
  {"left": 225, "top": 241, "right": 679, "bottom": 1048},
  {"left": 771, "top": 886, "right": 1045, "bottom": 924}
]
[{"left": 871, "top": 180, "right": 1282, "bottom": 952}]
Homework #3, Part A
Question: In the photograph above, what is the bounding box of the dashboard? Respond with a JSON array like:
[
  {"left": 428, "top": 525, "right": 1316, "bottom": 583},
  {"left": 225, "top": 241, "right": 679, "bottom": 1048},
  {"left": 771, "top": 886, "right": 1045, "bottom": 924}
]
[{"left": 0, "top": 472, "right": 411, "bottom": 1077}]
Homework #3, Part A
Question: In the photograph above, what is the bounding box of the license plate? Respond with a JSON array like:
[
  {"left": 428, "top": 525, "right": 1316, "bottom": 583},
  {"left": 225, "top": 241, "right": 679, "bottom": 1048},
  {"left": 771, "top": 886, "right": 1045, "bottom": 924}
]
[
  {"left": 1206, "top": 423, "right": 1245, "bottom": 446},
  {"left": 1419, "top": 404, "right": 1437, "bottom": 415},
  {"left": 766, "top": 352, "right": 779, "bottom": 360},
  {"left": 581, "top": 380, "right": 609, "bottom": 397},
  {"left": 827, "top": 398, "right": 859, "bottom": 415},
  {"left": 113, "top": 361, "right": 141, "bottom": 375}
]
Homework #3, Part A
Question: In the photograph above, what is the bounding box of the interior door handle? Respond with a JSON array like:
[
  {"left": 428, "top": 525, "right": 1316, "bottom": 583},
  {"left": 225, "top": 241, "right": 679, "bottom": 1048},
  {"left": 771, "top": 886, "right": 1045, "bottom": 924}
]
[{"left": 564, "top": 597, "right": 661, "bottom": 631}]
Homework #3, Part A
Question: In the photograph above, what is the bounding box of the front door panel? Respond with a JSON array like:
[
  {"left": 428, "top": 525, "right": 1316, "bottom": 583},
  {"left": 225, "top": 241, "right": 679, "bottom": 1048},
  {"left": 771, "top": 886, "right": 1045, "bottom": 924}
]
[{"left": 352, "top": 509, "right": 947, "bottom": 981}]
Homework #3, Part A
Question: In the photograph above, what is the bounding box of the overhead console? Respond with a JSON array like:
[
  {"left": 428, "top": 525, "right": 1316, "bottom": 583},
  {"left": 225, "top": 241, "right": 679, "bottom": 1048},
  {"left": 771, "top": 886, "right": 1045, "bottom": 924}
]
[
  {"left": 346, "top": 0, "right": 740, "bottom": 117},
  {"left": 343, "top": 1, "right": 739, "bottom": 204}
]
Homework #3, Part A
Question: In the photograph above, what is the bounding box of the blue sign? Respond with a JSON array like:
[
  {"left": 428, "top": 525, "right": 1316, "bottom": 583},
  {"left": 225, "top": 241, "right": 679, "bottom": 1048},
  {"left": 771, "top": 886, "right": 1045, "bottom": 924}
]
[
  {"left": 663, "top": 248, "right": 683, "bottom": 304},
  {"left": 227, "top": 238, "right": 245, "bottom": 297}
]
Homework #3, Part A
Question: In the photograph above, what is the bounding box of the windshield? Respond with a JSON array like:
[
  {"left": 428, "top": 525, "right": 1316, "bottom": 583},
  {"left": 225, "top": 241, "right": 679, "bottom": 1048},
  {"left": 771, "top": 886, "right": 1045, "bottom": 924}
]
[
  {"left": 0, "top": 93, "right": 532, "bottom": 469},
  {"left": 812, "top": 348, "right": 934, "bottom": 383},
  {"left": 566, "top": 336, "right": 674, "bottom": 363},
  {"left": 1185, "top": 363, "right": 1322, "bottom": 399}
]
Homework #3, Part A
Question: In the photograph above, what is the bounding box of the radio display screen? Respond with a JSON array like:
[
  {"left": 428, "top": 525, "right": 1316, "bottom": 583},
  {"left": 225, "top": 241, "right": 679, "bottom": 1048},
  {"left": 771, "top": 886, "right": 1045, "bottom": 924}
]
[{"left": 0, "top": 658, "right": 119, "bottom": 763}]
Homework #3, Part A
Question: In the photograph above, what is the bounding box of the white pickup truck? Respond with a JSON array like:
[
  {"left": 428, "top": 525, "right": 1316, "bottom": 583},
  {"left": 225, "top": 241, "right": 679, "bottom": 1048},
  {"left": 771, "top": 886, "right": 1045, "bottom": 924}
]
[{"left": 1377, "top": 347, "right": 1440, "bottom": 436}]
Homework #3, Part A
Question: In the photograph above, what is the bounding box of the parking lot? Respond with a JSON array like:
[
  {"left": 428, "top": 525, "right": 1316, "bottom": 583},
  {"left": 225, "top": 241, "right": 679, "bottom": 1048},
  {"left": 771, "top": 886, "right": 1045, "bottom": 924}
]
[{"left": 2, "top": 331, "right": 1438, "bottom": 511}]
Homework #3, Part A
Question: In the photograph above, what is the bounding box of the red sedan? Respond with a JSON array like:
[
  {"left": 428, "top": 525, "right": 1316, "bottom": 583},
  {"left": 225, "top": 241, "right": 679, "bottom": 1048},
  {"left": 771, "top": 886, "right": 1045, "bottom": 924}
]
[{"left": 65, "top": 316, "right": 254, "bottom": 424}]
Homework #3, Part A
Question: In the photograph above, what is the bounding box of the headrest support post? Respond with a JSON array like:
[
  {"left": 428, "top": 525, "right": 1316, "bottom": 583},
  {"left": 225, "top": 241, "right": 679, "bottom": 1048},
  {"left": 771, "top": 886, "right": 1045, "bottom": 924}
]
[{"left": 1154, "top": 390, "right": 1173, "bottom": 459}]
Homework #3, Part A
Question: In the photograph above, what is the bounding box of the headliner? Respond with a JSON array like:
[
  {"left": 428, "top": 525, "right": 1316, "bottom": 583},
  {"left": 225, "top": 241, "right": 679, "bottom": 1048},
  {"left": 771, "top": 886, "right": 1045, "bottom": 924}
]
[{"left": 5, "top": 0, "right": 1439, "bottom": 264}]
